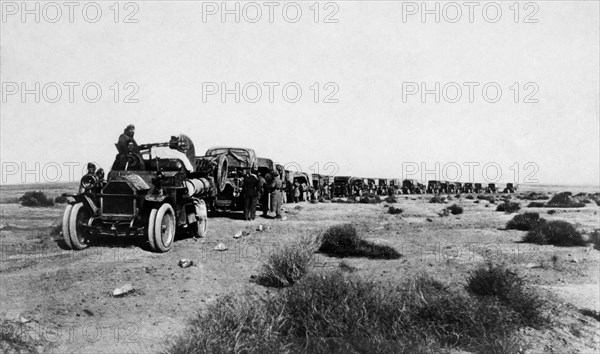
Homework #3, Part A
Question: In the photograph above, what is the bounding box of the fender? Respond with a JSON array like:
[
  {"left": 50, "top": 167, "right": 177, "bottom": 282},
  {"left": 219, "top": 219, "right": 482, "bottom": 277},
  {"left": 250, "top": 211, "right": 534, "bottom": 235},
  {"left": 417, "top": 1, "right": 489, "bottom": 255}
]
[{"left": 71, "top": 194, "right": 99, "bottom": 215}]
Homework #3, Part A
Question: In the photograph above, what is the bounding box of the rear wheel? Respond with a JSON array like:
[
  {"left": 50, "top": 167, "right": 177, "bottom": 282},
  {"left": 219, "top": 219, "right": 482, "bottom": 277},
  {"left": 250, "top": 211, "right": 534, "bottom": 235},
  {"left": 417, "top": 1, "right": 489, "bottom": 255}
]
[
  {"left": 68, "top": 203, "right": 92, "bottom": 250},
  {"left": 62, "top": 204, "right": 73, "bottom": 249},
  {"left": 153, "top": 204, "right": 175, "bottom": 252}
]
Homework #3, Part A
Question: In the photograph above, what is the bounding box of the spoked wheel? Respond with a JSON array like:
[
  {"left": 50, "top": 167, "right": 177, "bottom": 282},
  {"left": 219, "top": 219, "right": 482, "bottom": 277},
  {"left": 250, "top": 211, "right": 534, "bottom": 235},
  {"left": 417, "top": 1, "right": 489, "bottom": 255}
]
[
  {"left": 153, "top": 204, "right": 175, "bottom": 252},
  {"left": 62, "top": 204, "right": 74, "bottom": 249},
  {"left": 68, "top": 202, "right": 92, "bottom": 250}
]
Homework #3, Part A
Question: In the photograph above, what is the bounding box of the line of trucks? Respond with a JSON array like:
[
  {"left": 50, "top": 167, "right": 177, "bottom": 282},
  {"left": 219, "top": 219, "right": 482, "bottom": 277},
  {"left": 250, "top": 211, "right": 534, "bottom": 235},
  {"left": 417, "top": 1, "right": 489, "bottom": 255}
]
[{"left": 63, "top": 135, "right": 518, "bottom": 253}]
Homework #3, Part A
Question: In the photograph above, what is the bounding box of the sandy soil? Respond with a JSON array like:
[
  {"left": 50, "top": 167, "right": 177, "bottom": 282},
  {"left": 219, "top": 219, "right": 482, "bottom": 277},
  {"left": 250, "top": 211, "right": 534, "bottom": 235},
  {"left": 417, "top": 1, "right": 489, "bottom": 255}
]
[{"left": 1, "top": 184, "right": 599, "bottom": 353}]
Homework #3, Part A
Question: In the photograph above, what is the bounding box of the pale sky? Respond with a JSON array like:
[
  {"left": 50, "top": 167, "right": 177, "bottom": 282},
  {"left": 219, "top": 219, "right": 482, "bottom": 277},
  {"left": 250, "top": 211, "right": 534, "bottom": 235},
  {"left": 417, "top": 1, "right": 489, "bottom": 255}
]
[{"left": 1, "top": 1, "right": 599, "bottom": 186}]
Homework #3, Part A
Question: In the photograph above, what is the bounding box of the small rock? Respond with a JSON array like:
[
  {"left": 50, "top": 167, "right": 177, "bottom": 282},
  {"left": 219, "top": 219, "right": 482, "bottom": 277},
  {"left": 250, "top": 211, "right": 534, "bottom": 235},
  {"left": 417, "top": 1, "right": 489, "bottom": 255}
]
[
  {"left": 19, "top": 315, "right": 30, "bottom": 323},
  {"left": 257, "top": 225, "right": 264, "bottom": 231},
  {"left": 526, "top": 263, "right": 539, "bottom": 268},
  {"left": 178, "top": 259, "right": 193, "bottom": 268},
  {"left": 112, "top": 284, "right": 135, "bottom": 297},
  {"left": 570, "top": 258, "right": 579, "bottom": 263},
  {"left": 233, "top": 230, "right": 243, "bottom": 239},
  {"left": 214, "top": 243, "right": 228, "bottom": 251}
]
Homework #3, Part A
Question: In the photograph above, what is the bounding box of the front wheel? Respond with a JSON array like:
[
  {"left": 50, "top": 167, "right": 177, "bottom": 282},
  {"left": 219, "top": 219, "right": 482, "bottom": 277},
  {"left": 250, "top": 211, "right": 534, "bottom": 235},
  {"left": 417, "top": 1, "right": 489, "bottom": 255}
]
[
  {"left": 68, "top": 203, "right": 92, "bottom": 250},
  {"left": 153, "top": 204, "right": 176, "bottom": 252},
  {"left": 62, "top": 204, "right": 73, "bottom": 249}
]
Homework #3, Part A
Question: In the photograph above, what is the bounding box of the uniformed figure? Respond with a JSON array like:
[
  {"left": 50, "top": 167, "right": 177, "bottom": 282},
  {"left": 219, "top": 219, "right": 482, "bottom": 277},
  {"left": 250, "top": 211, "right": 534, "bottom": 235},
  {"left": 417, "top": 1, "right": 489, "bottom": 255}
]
[
  {"left": 257, "top": 173, "right": 268, "bottom": 216},
  {"left": 243, "top": 169, "right": 260, "bottom": 221},
  {"left": 293, "top": 182, "right": 300, "bottom": 203},
  {"left": 269, "top": 170, "right": 283, "bottom": 219},
  {"left": 112, "top": 141, "right": 145, "bottom": 171},
  {"left": 116, "top": 124, "right": 139, "bottom": 155}
]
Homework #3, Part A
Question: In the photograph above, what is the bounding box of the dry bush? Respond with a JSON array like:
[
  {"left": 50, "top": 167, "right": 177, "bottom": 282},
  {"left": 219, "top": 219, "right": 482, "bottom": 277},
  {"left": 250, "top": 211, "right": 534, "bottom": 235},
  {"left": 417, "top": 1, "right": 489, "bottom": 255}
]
[
  {"left": 429, "top": 196, "right": 445, "bottom": 203},
  {"left": 496, "top": 201, "right": 521, "bottom": 213},
  {"left": 546, "top": 192, "right": 585, "bottom": 208},
  {"left": 167, "top": 271, "right": 540, "bottom": 354},
  {"left": 256, "top": 236, "right": 316, "bottom": 288},
  {"left": 359, "top": 194, "right": 381, "bottom": 204},
  {"left": 319, "top": 224, "right": 401, "bottom": 259},
  {"left": 523, "top": 220, "right": 585, "bottom": 247},
  {"left": 383, "top": 196, "right": 397, "bottom": 203},
  {"left": 466, "top": 263, "right": 544, "bottom": 327},
  {"left": 446, "top": 204, "right": 463, "bottom": 215},
  {"left": 19, "top": 191, "right": 54, "bottom": 207},
  {"left": 54, "top": 193, "right": 69, "bottom": 204},
  {"left": 387, "top": 206, "right": 403, "bottom": 215},
  {"left": 547, "top": 210, "right": 556, "bottom": 215},
  {"left": 505, "top": 212, "right": 543, "bottom": 231},
  {"left": 527, "top": 202, "right": 546, "bottom": 208},
  {"left": 465, "top": 195, "right": 474, "bottom": 200},
  {"left": 519, "top": 192, "right": 550, "bottom": 200}
]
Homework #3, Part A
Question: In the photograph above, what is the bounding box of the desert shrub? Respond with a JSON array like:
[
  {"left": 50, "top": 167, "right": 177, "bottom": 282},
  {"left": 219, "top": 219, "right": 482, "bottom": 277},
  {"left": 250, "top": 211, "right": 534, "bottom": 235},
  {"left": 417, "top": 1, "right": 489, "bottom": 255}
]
[
  {"left": 256, "top": 237, "right": 315, "bottom": 287},
  {"left": 474, "top": 200, "right": 480, "bottom": 204},
  {"left": 429, "top": 196, "right": 445, "bottom": 203},
  {"left": 506, "top": 212, "right": 543, "bottom": 231},
  {"left": 496, "top": 201, "right": 521, "bottom": 213},
  {"left": 359, "top": 195, "right": 381, "bottom": 204},
  {"left": 54, "top": 193, "right": 69, "bottom": 204},
  {"left": 477, "top": 195, "right": 495, "bottom": 203},
  {"left": 49, "top": 222, "right": 62, "bottom": 237},
  {"left": 383, "top": 196, "right": 397, "bottom": 203},
  {"left": 387, "top": 206, "right": 403, "bottom": 215},
  {"left": 455, "top": 194, "right": 461, "bottom": 199},
  {"left": 589, "top": 231, "right": 600, "bottom": 251},
  {"left": 546, "top": 192, "right": 585, "bottom": 208},
  {"left": 465, "top": 195, "right": 474, "bottom": 200},
  {"left": 523, "top": 220, "right": 585, "bottom": 247},
  {"left": 438, "top": 208, "right": 450, "bottom": 217},
  {"left": 319, "top": 224, "right": 401, "bottom": 259},
  {"left": 446, "top": 204, "right": 464, "bottom": 215},
  {"left": 466, "top": 263, "right": 544, "bottom": 327},
  {"left": 0, "top": 317, "right": 41, "bottom": 353},
  {"left": 527, "top": 202, "right": 546, "bottom": 208},
  {"left": 547, "top": 210, "right": 556, "bottom": 215},
  {"left": 19, "top": 191, "right": 54, "bottom": 207},
  {"left": 294, "top": 205, "right": 303, "bottom": 210},
  {"left": 168, "top": 271, "right": 538, "bottom": 354},
  {"left": 519, "top": 192, "right": 550, "bottom": 200}
]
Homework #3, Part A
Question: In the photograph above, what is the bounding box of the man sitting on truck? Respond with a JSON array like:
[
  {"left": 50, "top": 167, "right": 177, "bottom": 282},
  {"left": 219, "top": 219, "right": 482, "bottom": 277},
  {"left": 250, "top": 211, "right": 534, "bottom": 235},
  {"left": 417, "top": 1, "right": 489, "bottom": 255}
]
[{"left": 112, "top": 141, "right": 145, "bottom": 171}]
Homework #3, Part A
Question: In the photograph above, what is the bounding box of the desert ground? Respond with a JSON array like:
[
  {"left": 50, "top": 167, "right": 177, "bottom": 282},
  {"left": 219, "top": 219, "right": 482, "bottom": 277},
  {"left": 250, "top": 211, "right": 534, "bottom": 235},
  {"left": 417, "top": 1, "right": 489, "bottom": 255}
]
[{"left": 1, "top": 183, "right": 599, "bottom": 353}]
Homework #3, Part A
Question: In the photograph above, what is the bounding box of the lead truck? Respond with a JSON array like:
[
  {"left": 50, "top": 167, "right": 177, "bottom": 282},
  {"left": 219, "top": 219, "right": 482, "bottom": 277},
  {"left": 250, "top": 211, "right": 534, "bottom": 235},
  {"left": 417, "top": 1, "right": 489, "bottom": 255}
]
[{"left": 62, "top": 135, "right": 228, "bottom": 252}]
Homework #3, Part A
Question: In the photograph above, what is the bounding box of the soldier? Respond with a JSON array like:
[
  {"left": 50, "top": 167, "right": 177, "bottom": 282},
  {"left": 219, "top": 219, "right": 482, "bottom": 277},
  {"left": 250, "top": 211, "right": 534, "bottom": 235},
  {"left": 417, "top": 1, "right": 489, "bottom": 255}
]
[
  {"left": 112, "top": 141, "right": 145, "bottom": 171},
  {"left": 116, "top": 124, "right": 139, "bottom": 155},
  {"left": 293, "top": 181, "right": 300, "bottom": 203},
  {"left": 243, "top": 169, "right": 260, "bottom": 221},
  {"left": 257, "top": 172, "right": 268, "bottom": 217},
  {"left": 269, "top": 170, "right": 283, "bottom": 219}
]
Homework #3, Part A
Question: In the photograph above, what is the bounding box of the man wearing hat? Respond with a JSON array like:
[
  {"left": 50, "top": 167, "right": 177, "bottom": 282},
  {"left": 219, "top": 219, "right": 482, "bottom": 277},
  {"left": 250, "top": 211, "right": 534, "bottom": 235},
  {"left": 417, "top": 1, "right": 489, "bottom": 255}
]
[
  {"left": 242, "top": 168, "right": 260, "bottom": 221},
  {"left": 116, "top": 124, "right": 140, "bottom": 155},
  {"left": 269, "top": 169, "right": 283, "bottom": 219}
]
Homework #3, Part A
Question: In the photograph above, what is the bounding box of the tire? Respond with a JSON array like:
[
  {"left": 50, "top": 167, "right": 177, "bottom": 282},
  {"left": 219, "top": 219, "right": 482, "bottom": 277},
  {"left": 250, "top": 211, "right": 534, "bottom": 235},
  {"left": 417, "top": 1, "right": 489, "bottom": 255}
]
[
  {"left": 147, "top": 208, "right": 157, "bottom": 251},
  {"left": 62, "top": 204, "right": 73, "bottom": 249},
  {"left": 68, "top": 202, "right": 92, "bottom": 250},
  {"left": 214, "top": 154, "right": 229, "bottom": 194},
  {"left": 153, "top": 204, "right": 176, "bottom": 252},
  {"left": 193, "top": 199, "right": 208, "bottom": 238}
]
